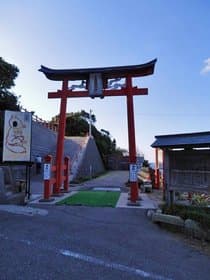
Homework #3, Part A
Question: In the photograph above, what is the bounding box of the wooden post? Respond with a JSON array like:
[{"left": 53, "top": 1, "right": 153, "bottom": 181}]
[
  {"left": 162, "top": 149, "right": 166, "bottom": 200},
  {"left": 164, "top": 150, "right": 170, "bottom": 205}
]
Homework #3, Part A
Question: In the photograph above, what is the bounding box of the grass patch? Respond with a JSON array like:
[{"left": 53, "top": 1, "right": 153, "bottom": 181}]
[{"left": 57, "top": 191, "right": 120, "bottom": 207}]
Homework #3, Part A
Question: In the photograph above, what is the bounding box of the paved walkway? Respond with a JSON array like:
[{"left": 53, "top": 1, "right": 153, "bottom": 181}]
[
  {"left": 28, "top": 171, "right": 163, "bottom": 209},
  {"left": 1, "top": 197, "right": 210, "bottom": 279}
]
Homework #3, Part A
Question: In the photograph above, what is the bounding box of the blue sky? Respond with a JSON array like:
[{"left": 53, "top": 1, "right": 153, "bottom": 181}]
[{"left": 1, "top": 0, "right": 210, "bottom": 162}]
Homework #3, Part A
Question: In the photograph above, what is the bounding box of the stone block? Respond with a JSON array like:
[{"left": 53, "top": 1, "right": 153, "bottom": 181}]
[
  {"left": 152, "top": 213, "right": 185, "bottom": 227},
  {"left": 147, "top": 209, "right": 155, "bottom": 219}
]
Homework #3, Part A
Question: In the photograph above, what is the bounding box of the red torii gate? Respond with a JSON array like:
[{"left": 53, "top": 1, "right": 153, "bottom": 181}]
[{"left": 39, "top": 59, "right": 157, "bottom": 204}]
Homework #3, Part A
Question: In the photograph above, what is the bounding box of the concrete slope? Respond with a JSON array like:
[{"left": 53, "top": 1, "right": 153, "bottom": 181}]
[
  {"left": 74, "top": 136, "right": 105, "bottom": 180},
  {"left": 31, "top": 122, "right": 105, "bottom": 180},
  {"left": 31, "top": 122, "right": 57, "bottom": 160},
  {"left": 64, "top": 136, "right": 89, "bottom": 180}
]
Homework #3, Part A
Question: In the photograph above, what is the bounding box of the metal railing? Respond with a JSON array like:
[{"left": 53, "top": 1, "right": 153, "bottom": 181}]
[{"left": 20, "top": 106, "right": 58, "bottom": 132}]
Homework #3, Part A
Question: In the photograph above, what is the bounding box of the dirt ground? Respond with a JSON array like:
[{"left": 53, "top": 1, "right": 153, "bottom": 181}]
[{"left": 170, "top": 230, "right": 210, "bottom": 256}]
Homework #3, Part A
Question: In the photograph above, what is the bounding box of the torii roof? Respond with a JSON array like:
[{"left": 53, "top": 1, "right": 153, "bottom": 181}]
[
  {"left": 39, "top": 59, "right": 157, "bottom": 81},
  {"left": 151, "top": 131, "right": 210, "bottom": 149}
]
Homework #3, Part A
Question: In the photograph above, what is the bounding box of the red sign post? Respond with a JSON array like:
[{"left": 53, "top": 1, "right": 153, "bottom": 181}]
[
  {"left": 155, "top": 148, "right": 160, "bottom": 189},
  {"left": 40, "top": 59, "right": 157, "bottom": 204}
]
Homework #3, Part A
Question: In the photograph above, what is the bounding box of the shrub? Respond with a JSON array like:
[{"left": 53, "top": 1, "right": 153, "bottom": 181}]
[{"left": 191, "top": 193, "right": 210, "bottom": 207}]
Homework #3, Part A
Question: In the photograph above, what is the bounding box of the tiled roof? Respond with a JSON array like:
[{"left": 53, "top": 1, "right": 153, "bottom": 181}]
[
  {"left": 151, "top": 131, "right": 210, "bottom": 148},
  {"left": 39, "top": 59, "right": 157, "bottom": 81}
]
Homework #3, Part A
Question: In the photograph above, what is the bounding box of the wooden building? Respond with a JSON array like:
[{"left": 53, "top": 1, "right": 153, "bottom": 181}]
[{"left": 151, "top": 132, "right": 210, "bottom": 205}]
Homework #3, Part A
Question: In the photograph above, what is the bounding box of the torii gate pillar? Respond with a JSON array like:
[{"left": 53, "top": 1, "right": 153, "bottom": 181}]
[
  {"left": 126, "top": 76, "right": 138, "bottom": 202},
  {"left": 54, "top": 79, "right": 68, "bottom": 194}
]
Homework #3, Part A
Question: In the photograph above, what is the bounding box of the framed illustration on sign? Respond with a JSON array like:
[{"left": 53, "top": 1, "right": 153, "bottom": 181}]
[{"left": 3, "top": 110, "right": 32, "bottom": 162}]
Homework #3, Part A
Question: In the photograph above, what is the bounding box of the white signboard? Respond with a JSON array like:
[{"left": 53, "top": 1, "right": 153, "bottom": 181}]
[
  {"left": 129, "top": 164, "right": 137, "bottom": 182},
  {"left": 3, "top": 111, "right": 32, "bottom": 162},
  {"left": 43, "top": 163, "right": 51, "bottom": 180}
]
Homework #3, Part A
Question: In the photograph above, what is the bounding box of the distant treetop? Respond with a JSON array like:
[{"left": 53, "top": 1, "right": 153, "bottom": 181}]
[{"left": 0, "top": 57, "right": 20, "bottom": 111}]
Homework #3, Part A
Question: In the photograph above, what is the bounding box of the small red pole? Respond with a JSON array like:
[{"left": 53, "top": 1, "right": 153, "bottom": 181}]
[
  {"left": 155, "top": 148, "right": 160, "bottom": 189},
  {"left": 54, "top": 79, "right": 68, "bottom": 195},
  {"left": 40, "top": 155, "right": 54, "bottom": 202},
  {"left": 126, "top": 76, "right": 139, "bottom": 203},
  {"left": 63, "top": 156, "right": 70, "bottom": 192}
]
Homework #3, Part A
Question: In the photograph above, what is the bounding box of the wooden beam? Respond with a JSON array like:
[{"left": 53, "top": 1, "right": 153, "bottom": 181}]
[{"left": 48, "top": 88, "right": 148, "bottom": 99}]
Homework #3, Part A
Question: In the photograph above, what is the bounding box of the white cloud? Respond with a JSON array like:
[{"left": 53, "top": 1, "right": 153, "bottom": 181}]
[{"left": 201, "top": 58, "right": 210, "bottom": 74}]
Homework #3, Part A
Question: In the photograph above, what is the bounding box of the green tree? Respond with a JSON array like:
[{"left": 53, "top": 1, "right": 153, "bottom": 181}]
[
  {"left": 93, "top": 127, "right": 112, "bottom": 155},
  {"left": 65, "top": 112, "right": 89, "bottom": 136},
  {"left": 0, "top": 58, "right": 20, "bottom": 158},
  {"left": 0, "top": 57, "right": 20, "bottom": 111}
]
